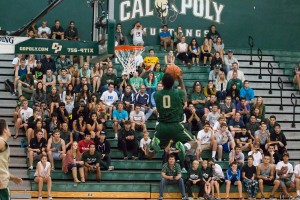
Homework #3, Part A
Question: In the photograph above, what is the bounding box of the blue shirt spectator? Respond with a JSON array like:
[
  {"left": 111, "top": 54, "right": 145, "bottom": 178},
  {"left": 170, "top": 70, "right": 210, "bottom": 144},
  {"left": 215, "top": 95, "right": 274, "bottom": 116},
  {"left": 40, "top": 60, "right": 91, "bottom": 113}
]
[
  {"left": 113, "top": 109, "right": 128, "bottom": 120},
  {"left": 240, "top": 81, "right": 255, "bottom": 102},
  {"left": 135, "top": 87, "right": 150, "bottom": 106},
  {"left": 226, "top": 167, "right": 241, "bottom": 181}
]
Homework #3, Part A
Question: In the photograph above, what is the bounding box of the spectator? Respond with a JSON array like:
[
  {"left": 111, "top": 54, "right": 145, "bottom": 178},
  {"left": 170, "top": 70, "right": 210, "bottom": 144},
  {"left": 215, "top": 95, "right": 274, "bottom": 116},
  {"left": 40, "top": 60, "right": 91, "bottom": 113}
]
[
  {"left": 228, "top": 112, "right": 245, "bottom": 137},
  {"left": 208, "top": 65, "right": 220, "bottom": 84},
  {"left": 275, "top": 153, "right": 294, "bottom": 199},
  {"left": 213, "top": 116, "right": 227, "bottom": 131},
  {"left": 33, "top": 155, "right": 52, "bottom": 200},
  {"left": 164, "top": 50, "right": 175, "bottom": 66},
  {"left": 158, "top": 154, "right": 187, "bottom": 200},
  {"left": 91, "top": 62, "right": 103, "bottom": 93},
  {"left": 186, "top": 160, "right": 203, "bottom": 199},
  {"left": 153, "top": 63, "right": 164, "bottom": 83},
  {"left": 45, "top": 112, "right": 60, "bottom": 136},
  {"left": 118, "top": 120, "right": 138, "bottom": 159},
  {"left": 77, "top": 84, "right": 91, "bottom": 104},
  {"left": 47, "top": 86, "right": 61, "bottom": 115},
  {"left": 188, "top": 38, "right": 200, "bottom": 66},
  {"left": 209, "top": 159, "right": 224, "bottom": 200},
  {"left": 72, "top": 114, "right": 86, "bottom": 142},
  {"left": 226, "top": 82, "right": 241, "bottom": 105},
  {"left": 240, "top": 80, "right": 255, "bottom": 104},
  {"left": 200, "top": 160, "right": 213, "bottom": 199},
  {"left": 64, "top": 95, "right": 74, "bottom": 115},
  {"left": 248, "top": 143, "right": 263, "bottom": 167},
  {"left": 236, "top": 127, "right": 253, "bottom": 151},
  {"left": 143, "top": 49, "right": 160, "bottom": 72},
  {"left": 160, "top": 25, "right": 173, "bottom": 51},
  {"left": 100, "top": 67, "right": 118, "bottom": 93},
  {"left": 41, "top": 55, "right": 56, "bottom": 74},
  {"left": 26, "top": 54, "right": 37, "bottom": 70},
  {"left": 27, "top": 23, "right": 38, "bottom": 37},
  {"left": 115, "top": 23, "right": 128, "bottom": 45},
  {"left": 173, "top": 25, "right": 184, "bottom": 47},
  {"left": 206, "top": 25, "right": 221, "bottom": 47},
  {"left": 14, "top": 58, "right": 30, "bottom": 94},
  {"left": 43, "top": 69, "right": 56, "bottom": 94},
  {"left": 100, "top": 83, "right": 119, "bottom": 120},
  {"left": 210, "top": 52, "right": 222, "bottom": 71},
  {"left": 267, "top": 144, "right": 280, "bottom": 164},
  {"left": 227, "top": 62, "right": 245, "bottom": 82},
  {"left": 236, "top": 97, "right": 251, "bottom": 124},
  {"left": 176, "top": 36, "right": 191, "bottom": 66},
  {"left": 204, "top": 94, "right": 219, "bottom": 119},
  {"left": 130, "top": 71, "right": 144, "bottom": 93},
  {"left": 206, "top": 104, "right": 220, "bottom": 127},
  {"left": 225, "top": 162, "right": 243, "bottom": 200},
  {"left": 135, "top": 85, "right": 153, "bottom": 121},
  {"left": 32, "top": 61, "right": 45, "bottom": 84},
  {"left": 62, "top": 141, "right": 85, "bottom": 183},
  {"left": 215, "top": 71, "right": 227, "bottom": 101},
  {"left": 144, "top": 71, "right": 157, "bottom": 96},
  {"left": 14, "top": 99, "right": 33, "bottom": 139},
  {"left": 130, "top": 21, "right": 146, "bottom": 46},
  {"left": 38, "top": 20, "right": 51, "bottom": 38},
  {"left": 60, "top": 121, "right": 73, "bottom": 150},
  {"left": 82, "top": 144, "right": 101, "bottom": 182},
  {"left": 184, "top": 103, "right": 202, "bottom": 132},
  {"left": 246, "top": 115, "right": 260, "bottom": 138},
  {"left": 215, "top": 123, "right": 235, "bottom": 161},
  {"left": 130, "top": 104, "right": 147, "bottom": 132},
  {"left": 26, "top": 110, "right": 43, "bottom": 143},
  {"left": 17, "top": 73, "right": 34, "bottom": 97},
  {"left": 224, "top": 50, "right": 239, "bottom": 75},
  {"left": 121, "top": 85, "right": 135, "bottom": 114},
  {"left": 95, "top": 131, "right": 113, "bottom": 171},
  {"left": 242, "top": 155, "right": 258, "bottom": 199},
  {"left": 77, "top": 62, "right": 91, "bottom": 85},
  {"left": 55, "top": 55, "right": 72, "bottom": 72},
  {"left": 113, "top": 102, "right": 128, "bottom": 139},
  {"left": 51, "top": 19, "right": 64, "bottom": 40},
  {"left": 86, "top": 112, "right": 103, "bottom": 139},
  {"left": 220, "top": 96, "right": 236, "bottom": 122},
  {"left": 72, "top": 99, "right": 89, "bottom": 122},
  {"left": 197, "top": 122, "right": 217, "bottom": 161},
  {"left": 254, "top": 122, "right": 269, "bottom": 152},
  {"left": 28, "top": 130, "right": 47, "bottom": 170},
  {"left": 65, "top": 21, "right": 79, "bottom": 40},
  {"left": 293, "top": 61, "right": 300, "bottom": 92},
  {"left": 257, "top": 153, "right": 280, "bottom": 200},
  {"left": 213, "top": 37, "right": 225, "bottom": 61},
  {"left": 201, "top": 38, "right": 212, "bottom": 66},
  {"left": 268, "top": 124, "right": 287, "bottom": 156},
  {"left": 191, "top": 84, "right": 206, "bottom": 116},
  {"left": 58, "top": 68, "right": 71, "bottom": 94},
  {"left": 227, "top": 71, "right": 243, "bottom": 91},
  {"left": 139, "top": 132, "right": 151, "bottom": 159},
  {"left": 46, "top": 130, "right": 66, "bottom": 170},
  {"left": 251, "top": 97, "right": 266, "bottom": 122},
  {"left": 78, "top": 132, "right": 94, "bottom": 153},
  {"left": 203, "top": 81, "right": 217, "bottom": 99},
  {"left": 119, "top": 72, "right": 130, "bottom": 94},
  {"left": 267, "top": 115, "right": 279, "bottom": 135},
  {"left": 229, "top": 145, "right": 244, "bottom": 168}
]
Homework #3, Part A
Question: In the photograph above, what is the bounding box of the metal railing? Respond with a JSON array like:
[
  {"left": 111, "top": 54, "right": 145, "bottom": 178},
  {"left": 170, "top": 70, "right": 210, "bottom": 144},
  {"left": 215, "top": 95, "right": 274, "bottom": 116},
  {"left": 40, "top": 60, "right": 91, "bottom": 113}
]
[
  {"left": 278, "top": 77, "right": 284, "bottom": 110},
  {"left": 291, "top": 93, "right": 298, "bottom": 128},
  {"left": 257, "top": 48, "right": 263, "bottom": 79},
  {"left": 267, "top": 62, "right": 273, "bottom": 94},
  {"left": 248, "top": 36, "right": 254, "bottom": 65}
]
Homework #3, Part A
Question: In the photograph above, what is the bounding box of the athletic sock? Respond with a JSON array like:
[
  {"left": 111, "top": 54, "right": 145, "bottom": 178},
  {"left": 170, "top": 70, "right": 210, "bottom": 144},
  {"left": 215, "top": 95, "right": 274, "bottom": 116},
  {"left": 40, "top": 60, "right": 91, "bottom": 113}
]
[
  {"left": 212, "top": 151, "right": 216, "bottom": 158},
  {"left": 297, "top": 190, "right": 300, "bottom": 196}
]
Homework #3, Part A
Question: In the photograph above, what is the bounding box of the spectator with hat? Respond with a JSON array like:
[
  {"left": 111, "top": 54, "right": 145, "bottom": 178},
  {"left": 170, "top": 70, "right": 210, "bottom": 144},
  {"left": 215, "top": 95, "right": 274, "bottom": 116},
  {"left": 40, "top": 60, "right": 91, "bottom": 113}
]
[
  {"left": 118, "top": 120, "right": 138, "bottom": 160},
  {"left": 209, "top": 65, "right": 220, "bottom": 84},
  {"left": 95, "top": 131, "right": 114, "bottom": 171},
  {"left": 224, "top": 49, "right": 239, "bottom": 75}
]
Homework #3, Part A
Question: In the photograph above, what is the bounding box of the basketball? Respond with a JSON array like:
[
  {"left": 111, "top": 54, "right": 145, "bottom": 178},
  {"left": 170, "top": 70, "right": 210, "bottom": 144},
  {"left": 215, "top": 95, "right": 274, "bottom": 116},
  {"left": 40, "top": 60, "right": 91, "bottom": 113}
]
[{"left": 165, "top": 64, "right": 182, "bottom": 80}]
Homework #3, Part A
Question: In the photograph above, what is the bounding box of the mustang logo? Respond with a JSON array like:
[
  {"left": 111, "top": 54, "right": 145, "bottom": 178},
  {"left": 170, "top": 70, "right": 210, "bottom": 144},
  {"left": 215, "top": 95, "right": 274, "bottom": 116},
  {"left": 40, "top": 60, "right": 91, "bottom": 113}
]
[{"left": 154, "top": 0, "right": 179, "bottom": 24}]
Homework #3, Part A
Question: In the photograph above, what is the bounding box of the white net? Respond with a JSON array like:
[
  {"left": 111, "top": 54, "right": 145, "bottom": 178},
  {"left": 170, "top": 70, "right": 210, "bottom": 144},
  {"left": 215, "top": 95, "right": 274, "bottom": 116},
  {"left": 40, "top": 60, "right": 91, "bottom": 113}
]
[{"left": 115, "top": 46, "right": 144, "bottom": 75}]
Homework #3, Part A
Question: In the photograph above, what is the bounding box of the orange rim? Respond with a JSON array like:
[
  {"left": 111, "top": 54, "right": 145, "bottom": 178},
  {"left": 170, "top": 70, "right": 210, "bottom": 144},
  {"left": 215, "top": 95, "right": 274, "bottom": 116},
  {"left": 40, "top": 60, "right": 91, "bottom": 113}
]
[{"left": 114, "top": 45, "right": 144, "bottom": 51}]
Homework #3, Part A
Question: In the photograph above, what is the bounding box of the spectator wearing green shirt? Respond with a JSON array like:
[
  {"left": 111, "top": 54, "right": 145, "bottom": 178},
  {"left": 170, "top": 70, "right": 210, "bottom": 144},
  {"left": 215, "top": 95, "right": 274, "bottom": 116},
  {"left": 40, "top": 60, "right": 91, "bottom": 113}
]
[
  {"left": 226, "top": 71, "right": 243, "bottom": 90},
  {"left": 17, "top": 73, "right": 34, "bottom": 96},
  {"left": 153, "top": 63, "right": 164, "bottom": 83},
  {"left": 159, "top": 154, "right": 188, "bottom": 200},
  {"left": 100, "top": 67, "right": 118, "bottom": 93},
  {"left": 130, "top": 71, "right": 144, "bottom": 93},
  {"left": 144, "top": 71, "right": 157, "bottom": 96},
  {"left": 82, "top": 143, "right": 101, "bottom": 182},
  {"left": 191, "top": 84, "right": 206, "bottom": 115}
]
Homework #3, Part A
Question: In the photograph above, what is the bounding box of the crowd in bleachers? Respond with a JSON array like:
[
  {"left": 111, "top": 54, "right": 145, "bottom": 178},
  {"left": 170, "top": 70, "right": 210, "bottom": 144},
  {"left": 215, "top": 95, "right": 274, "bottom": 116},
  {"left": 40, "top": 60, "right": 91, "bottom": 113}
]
[{"left": 10, "top": 19, "right": 300, "bottom": 200}]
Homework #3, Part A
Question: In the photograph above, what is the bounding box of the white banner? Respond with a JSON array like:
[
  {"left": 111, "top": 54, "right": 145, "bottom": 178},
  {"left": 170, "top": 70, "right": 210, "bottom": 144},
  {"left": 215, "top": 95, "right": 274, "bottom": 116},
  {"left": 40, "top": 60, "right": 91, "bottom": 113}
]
[{"left": 0, "top": 36, "right": 30, "bottom": 54}]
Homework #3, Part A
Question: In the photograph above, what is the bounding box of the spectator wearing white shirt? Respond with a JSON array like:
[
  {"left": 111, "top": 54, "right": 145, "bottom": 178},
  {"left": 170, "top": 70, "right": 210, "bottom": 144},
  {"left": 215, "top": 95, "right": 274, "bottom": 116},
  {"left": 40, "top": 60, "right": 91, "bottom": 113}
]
[
  {"left": 14, "top": 99, "right": 33, "bottom": 139},
  {"left": 139, "top": 132, "right": 151, "bottom": 159},
  {"left": 100, "top": 83, "right": 119, "bottom": 120},
  {"left": 294, "top": 162, "right": 300, "bottom": 199},
  {"left": 248, "top": 143, "right": 262, "bottom": 167},
  {"left": 197, "top": 122, "right": 217, "bottom": 161},
  {"left": 224, "top": 50, "right": 239, "bottom": 75},
  {"left": 130, "top": 21, "right": 146, "bottom": 46},
  {"left": 12, "top": 54, "right": 23, "bottom": 70},
  {"left": 38, "top": 20, "right": 51, "bottom": 38},
  {"left": 209, "top": 160, "right": 225, "bottom": 200},
  {"left": 227, "top": 62, "right": 245, "bottom": 82}
]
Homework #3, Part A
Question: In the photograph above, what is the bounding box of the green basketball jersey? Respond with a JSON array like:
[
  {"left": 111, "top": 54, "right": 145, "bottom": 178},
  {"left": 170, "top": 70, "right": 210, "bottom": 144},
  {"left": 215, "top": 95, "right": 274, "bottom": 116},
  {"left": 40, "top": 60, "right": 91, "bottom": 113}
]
[{"left": 155, "top": 89, "right": 185, "bottom": 123}]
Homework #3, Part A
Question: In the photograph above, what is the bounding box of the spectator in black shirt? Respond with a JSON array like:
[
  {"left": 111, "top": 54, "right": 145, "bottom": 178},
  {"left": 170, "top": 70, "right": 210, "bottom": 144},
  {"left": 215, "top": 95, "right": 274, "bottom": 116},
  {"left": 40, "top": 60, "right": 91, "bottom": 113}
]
[
  {"left": 51, "top": 19, "right": 64, "bottom": 40},
  {"left": 95, "top": 131, "right": 114, "bottom": 171},
  {"left": 246, "top": 115, "right": 260, "bottom": 138},
  {"left": 242, "top": 155, "right": 258, "bottom": 199},
  {"left": 41, "top": 55, "right": 56, "bottom": 74},
  {"left": 26, "top": 109, "right": 41, "bottom": 143},
  {"left": 118, "top": 120, "right": 138, "bottom": 159},
  {"left": 56, "top": 102, "right": 68, "bottom": 124},
  {"left": 28, "top": 130, "right": 47, "bottom": 170},
  {"left": 184, "top": 103, "right": 202, "bottom": 132},
  {"left": 32, "top": 61, "right": 46, "bottom": 83},
  {"left": 268, "top": 124, "right": 287, "bottom": 156},
  {"left": 206, "top": 25, "right": 221, "bottom": 47},
  {"left": 267, "top": 144, "right": 280, "bottom": 164},
  {"left": 121, "top": 85, "right": 135, "bottom": 114},
  {"left": 65, "top": 21, "right": 79, "bottom": 40},
  {"left": 72, "top": 99, "right": 89, "bottom": 122}
]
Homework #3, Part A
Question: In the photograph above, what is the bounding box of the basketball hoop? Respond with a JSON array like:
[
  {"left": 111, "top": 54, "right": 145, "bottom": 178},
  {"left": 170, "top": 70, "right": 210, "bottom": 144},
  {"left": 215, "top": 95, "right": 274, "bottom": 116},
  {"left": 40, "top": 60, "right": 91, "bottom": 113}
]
[{"left": 115, "top": 45, "right": 145, "bottom": 75}]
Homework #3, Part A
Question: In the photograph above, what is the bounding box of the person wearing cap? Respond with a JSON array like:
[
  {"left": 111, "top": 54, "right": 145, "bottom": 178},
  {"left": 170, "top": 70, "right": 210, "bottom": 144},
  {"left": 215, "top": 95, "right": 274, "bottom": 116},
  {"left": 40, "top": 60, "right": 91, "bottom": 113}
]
[
  {"left": 208, "top": 65, "right": 220, "bottom": 84},
  {"left": 113, "top": 102, "right": 128, "bottom": 139},
  {"left": 224, "top": 50, "right": 239, "bottom": 75},
  {"left": 119, "top": 71, "right": 130, "bottom": 94},
  {"left": 275, "top": 153, "right": 294, "bottom": 199},
  {"left": 118, "top": 120, "right": 138, "bottom": 160},
  {"left": 227, "top": 62, "right": 245, "bottom": 82},
  {"left": 95, "top": 131, "right": 114, "bottom": 171},
  {"left": 293, "top": 61, "right": 300, "bottom": 92},
  {"left": 32, "top": 60, "right": 46, "bottom": 84}
]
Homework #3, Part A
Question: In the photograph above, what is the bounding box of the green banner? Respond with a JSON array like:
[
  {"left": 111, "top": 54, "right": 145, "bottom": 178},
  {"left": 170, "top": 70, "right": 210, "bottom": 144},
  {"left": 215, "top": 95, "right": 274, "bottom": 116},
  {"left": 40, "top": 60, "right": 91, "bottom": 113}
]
[{"left": 15, "top": 38, "right": 99, "bottom": 55}]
